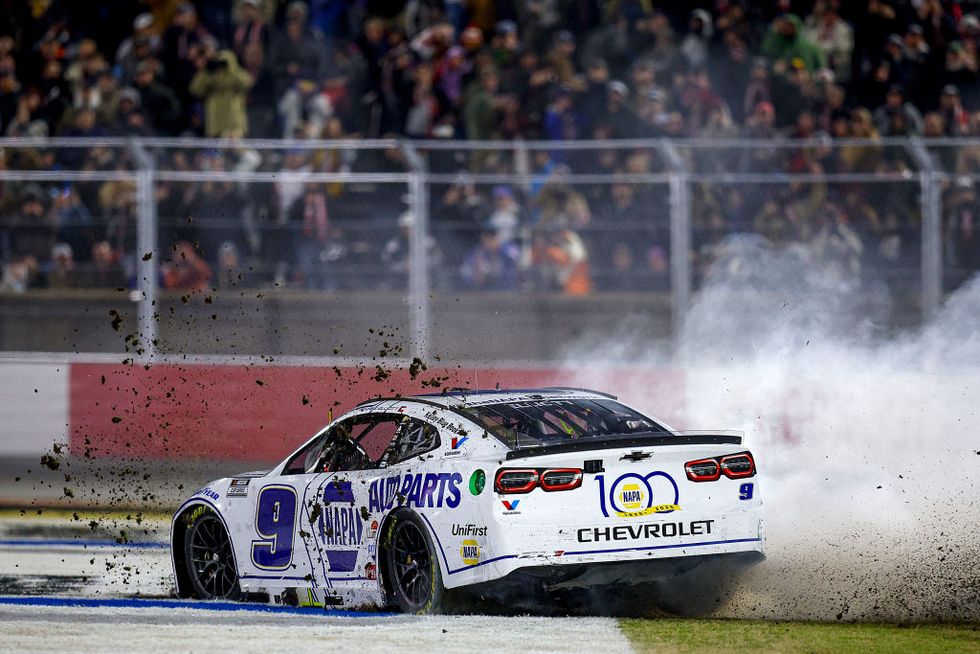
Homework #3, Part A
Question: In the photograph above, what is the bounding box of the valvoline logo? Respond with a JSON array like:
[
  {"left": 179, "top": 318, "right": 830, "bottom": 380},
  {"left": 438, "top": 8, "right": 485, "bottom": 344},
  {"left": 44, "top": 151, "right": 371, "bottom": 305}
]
[
  {"left": 451, "top": 436, "right": 469, "bottom": 449},
  {"left": 501, "top": 499, "right": 520, "bottom": 511}
]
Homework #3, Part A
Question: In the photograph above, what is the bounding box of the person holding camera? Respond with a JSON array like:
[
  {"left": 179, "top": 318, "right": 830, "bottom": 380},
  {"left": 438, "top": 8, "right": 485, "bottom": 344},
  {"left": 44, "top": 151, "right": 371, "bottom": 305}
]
[{"left": 190, "top": 49, "right": 254, "bottom": 138}]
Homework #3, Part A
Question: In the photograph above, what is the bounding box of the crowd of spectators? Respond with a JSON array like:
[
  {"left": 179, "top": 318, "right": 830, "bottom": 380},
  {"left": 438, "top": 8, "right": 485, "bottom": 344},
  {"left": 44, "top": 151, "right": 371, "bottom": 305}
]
[{"left": 1, "top": 0, "right": 979, "bottom": 294}]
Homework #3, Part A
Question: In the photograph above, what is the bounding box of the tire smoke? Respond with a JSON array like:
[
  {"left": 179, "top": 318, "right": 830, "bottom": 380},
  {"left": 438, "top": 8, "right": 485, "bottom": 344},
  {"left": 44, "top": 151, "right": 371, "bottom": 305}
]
[{"left": 564, "top": 242, "right": 980, "bottom": 622}]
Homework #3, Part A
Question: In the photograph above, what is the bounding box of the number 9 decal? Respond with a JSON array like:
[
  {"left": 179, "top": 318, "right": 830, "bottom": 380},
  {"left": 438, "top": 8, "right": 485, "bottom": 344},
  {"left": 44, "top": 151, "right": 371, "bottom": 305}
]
[
  {"left": 252, "top": 485, "right": 297, "bottom": 570},
  {"left": 738, "top": 482, "right": 754, "bottom": 501}
]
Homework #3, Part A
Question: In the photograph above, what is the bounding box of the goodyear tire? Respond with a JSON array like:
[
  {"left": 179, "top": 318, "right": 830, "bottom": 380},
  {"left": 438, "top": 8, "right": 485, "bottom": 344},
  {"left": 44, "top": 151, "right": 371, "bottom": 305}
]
[
  {"left": 383, "top": 512, "right": 444, "bottom": 614},
  {"left": 183, "top": 506, "right": 243, "bottom": 600}
]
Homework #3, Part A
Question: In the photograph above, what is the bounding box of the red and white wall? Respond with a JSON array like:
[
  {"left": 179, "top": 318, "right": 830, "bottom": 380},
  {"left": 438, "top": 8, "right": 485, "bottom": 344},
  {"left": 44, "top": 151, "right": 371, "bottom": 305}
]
[{"left": 0, "top": 356, "right": 685, "bottom": 463}]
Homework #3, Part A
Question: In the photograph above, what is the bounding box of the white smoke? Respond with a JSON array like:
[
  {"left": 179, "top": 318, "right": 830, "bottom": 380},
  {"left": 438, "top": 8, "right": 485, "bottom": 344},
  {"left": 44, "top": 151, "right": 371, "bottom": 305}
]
[{"left": 564, "top": 241, "right": 980, "bottom": 622}]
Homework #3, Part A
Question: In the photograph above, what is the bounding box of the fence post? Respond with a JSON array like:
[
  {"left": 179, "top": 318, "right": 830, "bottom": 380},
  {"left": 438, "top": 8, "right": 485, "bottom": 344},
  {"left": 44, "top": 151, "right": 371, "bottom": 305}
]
[
  {"left": 129, "top": 139, "right": 158, "bottom": 360},
  {"left": 907, "top": 138, "right": 943, "bottom": 320},
  {"left": 660, "top": 142, "right": 691, "bottom": 350},
  {"left": 400, "top": 141, "right": 430, "bottom": 361}
]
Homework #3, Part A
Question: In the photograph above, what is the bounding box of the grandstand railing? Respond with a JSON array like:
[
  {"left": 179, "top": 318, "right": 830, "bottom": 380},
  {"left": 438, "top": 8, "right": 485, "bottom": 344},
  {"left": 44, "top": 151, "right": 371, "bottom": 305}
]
[{"left": 0, "top": 137, "right": 967, "bottom": 359}]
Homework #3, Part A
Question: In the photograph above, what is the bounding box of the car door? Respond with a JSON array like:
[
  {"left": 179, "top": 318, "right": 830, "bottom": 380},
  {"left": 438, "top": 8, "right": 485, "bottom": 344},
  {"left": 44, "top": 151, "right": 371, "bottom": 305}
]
[
  {"left": 304, "top": 411, "right": 441, "bottom": 590},
  {"left": 235, "top": 434, "right": 327, "bottom": 591}
]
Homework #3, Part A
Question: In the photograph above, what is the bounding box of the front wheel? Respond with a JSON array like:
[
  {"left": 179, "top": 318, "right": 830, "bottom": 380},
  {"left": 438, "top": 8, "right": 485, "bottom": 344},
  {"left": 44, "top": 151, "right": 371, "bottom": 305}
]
[
  {"left": 383, "top": 512, "right": 444, "bottom": 613},
  {"left": 183, "top": 507, "right": 242, "bottom": 600}
]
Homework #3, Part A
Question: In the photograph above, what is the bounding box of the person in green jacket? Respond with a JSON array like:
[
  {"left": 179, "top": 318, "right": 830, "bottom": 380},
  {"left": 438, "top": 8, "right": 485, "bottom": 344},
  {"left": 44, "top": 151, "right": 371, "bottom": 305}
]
[
  {"left": 760, "top": 14, "right": 827, "bottom": 72},
  {"left": 189, "top": 49, "right": 254, "bottom": 137}
]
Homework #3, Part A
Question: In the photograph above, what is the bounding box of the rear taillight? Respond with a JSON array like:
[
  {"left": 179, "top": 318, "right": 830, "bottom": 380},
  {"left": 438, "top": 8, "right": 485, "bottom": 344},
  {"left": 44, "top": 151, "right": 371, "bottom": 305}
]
[
  {"left": 720, "top": 452, "right": 755, "bottom": 478},
  {"left": 685, "top": 451, "right": 756, "bottom": 481},
  {"left": 685, "top": 458, "right": 721, "bottom": 482},
  {"left": 495, "top": 468, "right": 584, "bottom": 493},
  {"left": 495, "top": 469, "right": 538, "bottom": 494},
  {"left": 540, "top": 468, "right": 582, "bottom": 492}
]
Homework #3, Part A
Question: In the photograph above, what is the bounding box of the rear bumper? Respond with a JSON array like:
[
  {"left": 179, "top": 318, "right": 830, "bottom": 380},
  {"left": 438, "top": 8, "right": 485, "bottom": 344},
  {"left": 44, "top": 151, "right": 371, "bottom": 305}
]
[
  {"left": 479, "top": 510, "right": 764, "bottom": 585},
  {"left": 508, "top": 549, "right": 765, "bottom": 589}
]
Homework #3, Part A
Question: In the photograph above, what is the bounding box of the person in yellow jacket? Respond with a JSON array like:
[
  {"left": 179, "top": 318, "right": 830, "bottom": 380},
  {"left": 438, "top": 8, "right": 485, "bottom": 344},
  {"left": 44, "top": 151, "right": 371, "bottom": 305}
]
[{"left": 189, "top": 49, "right": 253, "bottom": 137}]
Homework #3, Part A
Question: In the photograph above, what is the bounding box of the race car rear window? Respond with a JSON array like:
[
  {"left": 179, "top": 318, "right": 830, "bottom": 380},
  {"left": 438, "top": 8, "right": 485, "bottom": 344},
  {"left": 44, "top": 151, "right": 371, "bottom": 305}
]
[{"left": 459, "top": 399, "right": 669, "bottom": 449}]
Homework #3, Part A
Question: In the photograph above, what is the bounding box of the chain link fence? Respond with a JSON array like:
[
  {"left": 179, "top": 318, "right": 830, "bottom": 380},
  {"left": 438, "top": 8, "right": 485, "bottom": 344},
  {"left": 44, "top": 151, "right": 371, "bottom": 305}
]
[{"left": 0, "top": 137, "right": 972, "bottom": 360}]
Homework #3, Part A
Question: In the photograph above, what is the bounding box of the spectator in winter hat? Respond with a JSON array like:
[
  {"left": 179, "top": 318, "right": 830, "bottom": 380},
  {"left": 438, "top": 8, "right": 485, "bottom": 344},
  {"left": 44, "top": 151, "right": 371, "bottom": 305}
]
[
  {"left": 681, "top": 9, "right": 713, "bottom": 69},
  {"left": 547, "top": 30, "right": 585, "bottom": 92},
  {"left": 761, "top": 14, "right": 827, "bottom": 72},
  {"left": 266, "top": 1, "right": 328, "bottom": 96},
  {"left": 528, "top": 218, "right": 592, "bottom": 296},
  {"left": 190, "top": 49, "right": 254, "bottom": 138},
  {"left": 461, "top": 226, "right": 520, "bottom": 291},
  {"left": 133, "top": 60, "right": 181, "bottom": 133},
  {"left": 161, "top": 2, "right": 213, "bottom": 123},
  {"left": 233, "top": 0, "right": 270, "bottom": 65},
  {"left": 802, "top": 0, "right": 854, "bottom": 80},
  {"left": 46, "top": 242, "right": 76, "bottom": 288},
  {"left": 434, "top": 46, "right": 470, "bottom": 107},
  {"left": 491, "top": 20, "right": 520, "bottom": 66},
  {"left": 6, "top": 185, "right": 57, "bottom": 262},
  {"left": 940, "top": 84, "right": 968, "bottom": 135},
  {"left": 116, "top": 13, "right": 159, "bottom": 67},
  {"left": 873, "top": 85, "right": 923, "bottom": 135},
  {"left": 487, "top": 186, "right": 521, "bottom": 244}
]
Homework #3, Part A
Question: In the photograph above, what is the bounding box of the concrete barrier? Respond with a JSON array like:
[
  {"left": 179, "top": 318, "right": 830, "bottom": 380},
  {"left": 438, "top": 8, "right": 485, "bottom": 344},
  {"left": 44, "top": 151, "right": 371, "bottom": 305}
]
[{"left": 0, "top": 361, "right": 68, "bottom": 458}]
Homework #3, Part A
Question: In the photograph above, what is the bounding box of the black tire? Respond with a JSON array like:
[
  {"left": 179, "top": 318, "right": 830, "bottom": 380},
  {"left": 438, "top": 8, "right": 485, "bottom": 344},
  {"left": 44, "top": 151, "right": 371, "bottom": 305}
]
[
  {"left": 383, "top": 512, "right": 444, "bottom": 614},
  {"left": 183, "top": 507, "right": 242, "bottom": 601}
]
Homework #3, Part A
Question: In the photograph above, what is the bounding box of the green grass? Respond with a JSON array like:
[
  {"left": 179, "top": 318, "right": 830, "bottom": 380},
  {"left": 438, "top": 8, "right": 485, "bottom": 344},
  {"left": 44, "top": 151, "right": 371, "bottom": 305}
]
[{"left": 620, "top": 618, "right": 980, "bottom": 653}]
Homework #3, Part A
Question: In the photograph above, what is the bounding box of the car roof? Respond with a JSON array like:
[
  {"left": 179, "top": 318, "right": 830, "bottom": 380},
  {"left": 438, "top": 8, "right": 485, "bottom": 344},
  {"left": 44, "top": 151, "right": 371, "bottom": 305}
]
[{"left": 357, "top": 387, "right": 617, "bottom": 410}]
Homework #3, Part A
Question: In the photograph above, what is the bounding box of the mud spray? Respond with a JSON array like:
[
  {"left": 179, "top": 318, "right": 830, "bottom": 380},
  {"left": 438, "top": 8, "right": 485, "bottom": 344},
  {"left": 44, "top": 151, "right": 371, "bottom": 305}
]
[{"left": 563, "top": 243, "right": 980, "bottom": 622}]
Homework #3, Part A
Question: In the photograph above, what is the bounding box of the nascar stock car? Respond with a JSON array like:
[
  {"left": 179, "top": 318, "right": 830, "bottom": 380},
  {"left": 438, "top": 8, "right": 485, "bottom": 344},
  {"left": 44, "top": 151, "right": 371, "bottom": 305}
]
[{"left": 171, "top": 388, "right": 764, "bottom": 613}]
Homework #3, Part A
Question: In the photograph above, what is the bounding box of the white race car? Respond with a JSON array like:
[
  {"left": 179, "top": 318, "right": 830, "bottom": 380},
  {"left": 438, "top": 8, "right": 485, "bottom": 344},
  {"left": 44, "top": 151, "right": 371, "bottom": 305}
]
[{"left": 171, "top": 388, "right": 764, "bottom": 613}]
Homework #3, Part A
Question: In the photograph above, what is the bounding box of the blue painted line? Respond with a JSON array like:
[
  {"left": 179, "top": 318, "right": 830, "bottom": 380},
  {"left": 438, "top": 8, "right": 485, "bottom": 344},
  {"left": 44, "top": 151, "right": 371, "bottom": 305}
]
[
  {"left": 240, "top": 575, "right": 311, "bottom": 582},
  {"left": 0, "top": 595, "right": 392, "bottom": 617},
  {"left": 0, "top": 539, "right": 168, "bottom": 549},
  {"left": 564, "top": 537, "right": 763, "bottom": 557}
]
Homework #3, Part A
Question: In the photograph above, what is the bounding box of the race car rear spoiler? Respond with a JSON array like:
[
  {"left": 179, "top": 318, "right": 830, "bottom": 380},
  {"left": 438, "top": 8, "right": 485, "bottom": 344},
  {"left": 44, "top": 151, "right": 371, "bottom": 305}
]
[{"left": 504, "top": 433, "right": 743, "bottom": 461}]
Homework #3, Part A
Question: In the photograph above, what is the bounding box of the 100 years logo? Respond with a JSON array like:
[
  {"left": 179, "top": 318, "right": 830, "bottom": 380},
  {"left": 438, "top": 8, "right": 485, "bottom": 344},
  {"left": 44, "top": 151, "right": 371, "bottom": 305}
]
[{"left": 597, "top": 471, "right": 680, "bottom": 518}]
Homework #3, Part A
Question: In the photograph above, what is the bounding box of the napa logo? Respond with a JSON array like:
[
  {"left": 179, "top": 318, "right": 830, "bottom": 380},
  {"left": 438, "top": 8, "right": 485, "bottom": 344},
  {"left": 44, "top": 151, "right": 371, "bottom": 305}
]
[
  {"left": 620, "top": 483, "right": 644, "bottom": 510},
  {"left": 460, "top": 539, "right": 480, "bottom": 566},
  {"left": 598, "top": 472, "right": 681, "bottom": 518},
  {"left": 451, "top": 435, "right": 468, "bottom": 449}
]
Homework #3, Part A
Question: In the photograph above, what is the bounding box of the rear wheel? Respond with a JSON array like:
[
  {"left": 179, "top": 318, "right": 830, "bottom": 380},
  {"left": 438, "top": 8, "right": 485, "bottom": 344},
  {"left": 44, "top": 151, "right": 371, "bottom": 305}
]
[
  {"left": 183, "top": 507, "right": 242, "bottom": 600},
  {"left": 384, "top": 512, "right": 444, "bottom": 614}
]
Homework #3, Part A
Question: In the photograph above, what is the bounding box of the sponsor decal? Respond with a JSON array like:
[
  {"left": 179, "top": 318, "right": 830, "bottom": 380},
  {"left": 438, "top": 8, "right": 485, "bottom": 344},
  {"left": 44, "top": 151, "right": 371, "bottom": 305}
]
[
  {"left": 500, "top": 499, "right": 520, "bottom": 515},
  {"left": 365, "top": 562, "right": 377, "bottom": 580},
  {"left": 252, "top": 485, "right": 298, "bottom": 570},
  {"left": 368, "top": 472, "right": 462, "bottom": 512},
  {"left": 597, "top": 472, "right": 681, "bottom": 518},
  {"left": 576, "top": 519, "right": 715, "bottom": 543},
  {"left": 369, "top": 520, "right": 379, "bottom": 538},
  {"left": 196, "top": 487, "right": 220, "bottom": 501},
  {"left": 469, "top": 469, "right": 486, "bottom": 496},
  {"left": 442, "top": 449, "right": 465, "bottom": 458},
  {"left": 227, "top": 478, "right": 250, "bottom": 497},
  {"left": 451, "top": 523, "right": 488, "bottom": 537},
  {"left": 451, "top": 435, "right": 469, "bottom": 449},
  {"left": 460, "top": 539, "right": 480, "bottom": 566},
  {"left": 316, "top": 480, "right": 364, "bottom": 573}
]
